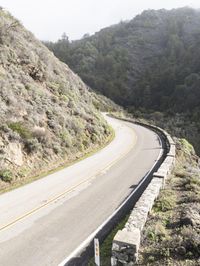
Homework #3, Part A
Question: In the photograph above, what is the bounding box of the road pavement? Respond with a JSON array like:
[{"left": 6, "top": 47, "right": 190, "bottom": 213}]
[{"left": 0, "top": 115, "right": 162, "bottom": 266}]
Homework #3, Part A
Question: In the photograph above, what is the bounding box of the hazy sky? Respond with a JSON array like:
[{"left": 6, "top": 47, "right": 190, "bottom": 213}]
[{"left": 1, "top": 0, "right": 200, "bottom": 41}]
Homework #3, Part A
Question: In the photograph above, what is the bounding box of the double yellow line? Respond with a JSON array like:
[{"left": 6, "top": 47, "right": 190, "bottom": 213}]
[{"left": 0, "top": 124, "right": 137, "bottom": 232}]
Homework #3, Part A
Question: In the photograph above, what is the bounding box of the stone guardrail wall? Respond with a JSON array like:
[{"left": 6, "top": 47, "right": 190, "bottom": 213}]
[{"left": 111, "top": 121, "right": 176, "bottom": 266}]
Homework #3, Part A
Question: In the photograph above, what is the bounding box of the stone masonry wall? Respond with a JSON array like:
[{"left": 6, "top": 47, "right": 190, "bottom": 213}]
[{"left": 111, "top": 126, "right": 176, "bottom": 266}]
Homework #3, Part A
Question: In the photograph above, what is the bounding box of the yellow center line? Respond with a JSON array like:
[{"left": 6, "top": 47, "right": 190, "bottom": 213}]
[{"left": 0, "top": 124, "right": 137, "bottom": 232}]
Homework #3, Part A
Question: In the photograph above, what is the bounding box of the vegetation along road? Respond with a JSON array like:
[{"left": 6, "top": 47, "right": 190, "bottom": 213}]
[{"left": 0, "top": 115, "right": 162, "bottom": 266}]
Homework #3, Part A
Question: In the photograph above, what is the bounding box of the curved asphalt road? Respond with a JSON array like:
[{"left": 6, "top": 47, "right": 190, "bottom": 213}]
[{"left": 0, "top": 115, "right": 162, "bottom": 266}]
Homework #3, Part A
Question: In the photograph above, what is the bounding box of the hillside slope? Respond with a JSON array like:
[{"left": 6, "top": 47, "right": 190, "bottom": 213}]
[
  {"left": 139, "top": 138, "right": 200, "bottom": 265},
  {"left": 0, "top": 8, "right": 113, "bottom": 191},
  {"left": 45, "top": 7, "right": 200, "bottom": 154}
]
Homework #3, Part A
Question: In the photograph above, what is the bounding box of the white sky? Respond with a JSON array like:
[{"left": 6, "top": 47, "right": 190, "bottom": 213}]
[{"left": 0, "top": 0, "right": 200, "bottom": 41}]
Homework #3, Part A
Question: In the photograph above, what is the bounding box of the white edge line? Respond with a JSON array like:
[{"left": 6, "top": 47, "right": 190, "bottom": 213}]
[{"left": 58, "top": 132, "right": 163, "bottom": 266}]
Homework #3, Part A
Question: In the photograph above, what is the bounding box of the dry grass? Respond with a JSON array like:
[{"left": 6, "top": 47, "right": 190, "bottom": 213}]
[{"left": 138, "top": 139, "right": 200, "bottom": 266}]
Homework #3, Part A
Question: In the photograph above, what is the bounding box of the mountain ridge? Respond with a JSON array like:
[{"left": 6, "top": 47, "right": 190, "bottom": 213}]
[{"left": 45, "top": 7, "right": 200, "bottom": 154}]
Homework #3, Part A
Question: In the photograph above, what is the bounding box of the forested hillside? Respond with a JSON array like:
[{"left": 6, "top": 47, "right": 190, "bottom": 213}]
[{"left": 45, "top": 7, "right": 200, "bottom": 154}]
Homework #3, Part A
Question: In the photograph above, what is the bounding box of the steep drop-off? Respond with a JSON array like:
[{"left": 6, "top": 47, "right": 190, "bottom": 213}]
[{"left": 0, "top": 8, "right": 113, "bottom": 190}]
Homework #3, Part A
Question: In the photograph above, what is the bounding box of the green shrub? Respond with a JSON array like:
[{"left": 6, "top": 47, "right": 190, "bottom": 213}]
[
  {"left": 147, "top": 229, "right": 157, "bottom": 242},
  {"left": 8, "top": 122, "right": 32, "bottom": 140},
  {"left": 147, "top": 222, "right": 168, "bottom": 243},
  {"left": 91, "top": 133, "right": 98, "bottom": 143},
  {"left": 186, "top": 191, "right": 200, "bottom": 203},
  {"left": 175, "top": 169, "right": 187, "bottom": 178},
  {"left": 82, "top": 138, "right": 89, "bottom": 148},
  {"left": 154, "top": 190, "right": 176, "bottom": 212},
  {"left": 18, "top": 167, "right": 29, "bottom": 178},
  {"left": 24, "top": 138, "right": 40, "bottom": 153},
  {"left": 60, "top": 130, "right": 72, "bottom": 147},
  {"left": 182, "top": 175, "right": 200, "bottom": 194},
  {"left": 0, "top": 169, "right": 13, "bottom": 182},
  {"left": 180, "top": 139, "right": 195, "bottom": 154},
  {"left": 181, "top": 226, "right": 200, "bottom": 256},
  {"left": 60, "top": 94, "right": 68, "bottom": 102},
  {"left": 52, "top": 144, "right": 61, "bottom": 154},
  {"left": 147, "top": 256, "right": 155, "bottom": 263},
  {"left": 157, "top": 227, "right": 200, "bottom": 259},
  {"left": 0, "top": 124, "right": 9, "bottom": 133},
  {"left": 159, "top": 247, "right": 170, "bottom": 258}
]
